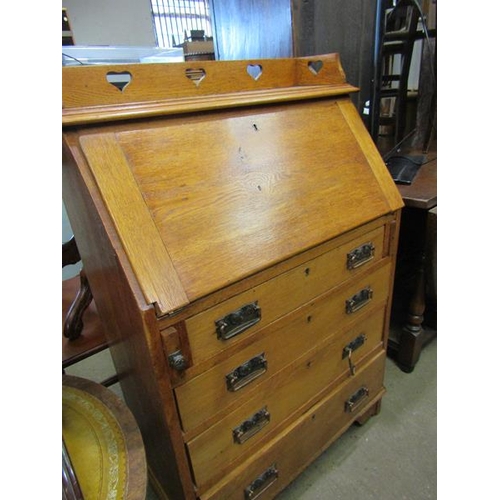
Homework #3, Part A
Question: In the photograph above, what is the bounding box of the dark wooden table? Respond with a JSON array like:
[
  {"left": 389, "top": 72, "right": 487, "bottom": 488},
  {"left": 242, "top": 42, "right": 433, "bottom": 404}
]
[
  {"left": 397, "top": 154, "right": 436, "bottom": 209},
  {"left": 389, "top": 152, "right": 437, "bottom": 372}
]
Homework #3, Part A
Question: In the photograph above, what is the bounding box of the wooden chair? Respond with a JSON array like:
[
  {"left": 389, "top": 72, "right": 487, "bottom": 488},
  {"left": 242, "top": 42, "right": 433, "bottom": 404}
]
[
  {"left": 62, "top": 236, "right": 118, "bottom": 386},
  {"left": 371, "top": 0, "right": 420, "bottom": 146}
]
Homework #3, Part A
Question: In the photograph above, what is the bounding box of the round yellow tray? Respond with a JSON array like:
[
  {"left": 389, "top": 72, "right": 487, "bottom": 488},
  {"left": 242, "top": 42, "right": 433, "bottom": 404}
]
[{"left": 62, "top": 375, "right": 147, "bottom": 500}]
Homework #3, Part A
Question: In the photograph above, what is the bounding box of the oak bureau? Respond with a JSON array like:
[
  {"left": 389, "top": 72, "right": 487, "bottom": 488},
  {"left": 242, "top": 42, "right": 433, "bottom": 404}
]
[{"left": 62, "top": 54, "right": 403, "bottom": 500}]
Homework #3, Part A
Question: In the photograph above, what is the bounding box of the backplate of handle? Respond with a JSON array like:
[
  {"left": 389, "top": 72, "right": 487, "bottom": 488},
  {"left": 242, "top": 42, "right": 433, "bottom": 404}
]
[
  {"left": 233, "top": 406, "right": 271, "bottom": 444},
  {"left": 345, "top": 287, "right": 373, "bottom": 314},
  {"left": 215, "top": 302, "right": 261, "bottom": 341},
  {"left": 344, "top": 386, "right": 369, "bottom": 413},
  {"left": 346, "top": 242, "right": 375, "bottom": 270},
  {"left": 226, "top": 353, "right": 267, "bottom": 392},
  {"left": 244, "top": 464, "right": 279, "bottom": 500}
]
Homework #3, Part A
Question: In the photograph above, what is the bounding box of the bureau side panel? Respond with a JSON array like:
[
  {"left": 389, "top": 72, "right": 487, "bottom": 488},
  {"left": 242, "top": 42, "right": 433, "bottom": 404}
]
[
  {"left": 62, "top": 134, "right": 196, "bottom": 500},
  {"left": 382, "top": 210, "right": 402, "bottom": 350}
]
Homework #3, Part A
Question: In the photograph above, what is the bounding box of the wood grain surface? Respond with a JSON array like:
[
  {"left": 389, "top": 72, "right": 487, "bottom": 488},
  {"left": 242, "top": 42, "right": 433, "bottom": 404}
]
[
  {"left": 200, "top": 351, "right": 386, "bottom": 500},
  {"left": 79, "top": 133, "right": 189, "bottom": 315},
  {"left": 114, "top": 99, "right": 393, "bottom": 307},
  {"left": 62, "top": 53, "right": 354, "bottom": 126}
]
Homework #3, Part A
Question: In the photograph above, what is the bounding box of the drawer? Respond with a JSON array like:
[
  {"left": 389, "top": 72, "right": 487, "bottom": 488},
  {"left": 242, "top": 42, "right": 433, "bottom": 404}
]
[
  {"left": 175, "top": 261, "right": 392, "bottom": 434},
  {"left": 187, "top": 308, "right": 385, "bottom": 491},
  {"left": 182, "top": 225, "right": 386, "bottom": 366},
  {"left": 200, "top": 350, "right": 386, "bottom": 500}
]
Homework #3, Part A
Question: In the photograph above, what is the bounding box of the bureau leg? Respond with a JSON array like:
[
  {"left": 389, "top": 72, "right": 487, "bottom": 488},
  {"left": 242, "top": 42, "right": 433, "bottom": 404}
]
[
  {"left": 398, "top": 252, "right": 426, "bottom": 373},
  {"left": 354, "top": 400, "right": 382, "bottom": 426}
]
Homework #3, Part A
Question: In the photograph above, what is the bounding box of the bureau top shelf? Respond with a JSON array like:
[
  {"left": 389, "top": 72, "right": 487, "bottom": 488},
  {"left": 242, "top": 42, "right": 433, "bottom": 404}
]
[{"left": 62, "top": 53, "right": 356, "bottom": 126}]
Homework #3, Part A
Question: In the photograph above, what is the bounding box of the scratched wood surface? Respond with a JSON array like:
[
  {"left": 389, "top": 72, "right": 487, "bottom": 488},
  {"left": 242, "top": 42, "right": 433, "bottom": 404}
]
[{"left": 112, "top": 98, "right": 393, "bottom": 306}]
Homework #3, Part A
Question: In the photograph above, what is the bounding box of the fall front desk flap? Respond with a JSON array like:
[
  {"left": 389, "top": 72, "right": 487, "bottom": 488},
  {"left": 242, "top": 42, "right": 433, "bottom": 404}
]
[{"left": 62, "top": 54, "right": 403, "bottom": 317}]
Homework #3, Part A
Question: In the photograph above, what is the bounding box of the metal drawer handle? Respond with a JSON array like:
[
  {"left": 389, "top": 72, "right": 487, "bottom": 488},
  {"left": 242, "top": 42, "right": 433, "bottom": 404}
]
[
  {"left": 342, "top": 334, "right": 366, "bottom": 376},
  {"left": 233, "top": 407, "right": 271, "bottom": 444},
  {"left": 345, "top": 287, "right": 373, "bottom": 314},
  {"left": 215, "top": 302, "right": 261, "bottom": 341},
  {"left": 346, "top": 242, "right": 375, "bottom": 270},
  {"left": 226, "top": 353, "right": 267, "bottom": 392},
  {"left": 345, "top": 386, "right": 369, "bottom": 413},
  {"left": 244, "top": 464, "right": 279, "bottom": 500}
]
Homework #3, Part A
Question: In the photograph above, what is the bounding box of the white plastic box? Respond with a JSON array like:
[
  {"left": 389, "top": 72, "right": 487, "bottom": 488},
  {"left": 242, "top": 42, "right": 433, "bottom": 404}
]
[{"left": 62, "top": 46, "right": 184, "bottom": 66}]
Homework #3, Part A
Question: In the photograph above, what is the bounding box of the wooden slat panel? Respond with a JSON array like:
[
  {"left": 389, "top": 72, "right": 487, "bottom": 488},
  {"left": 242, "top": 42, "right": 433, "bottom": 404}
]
[
  {"left": 210, "top": 0, "right": 293, "bottom": 60},
  {"left": 292, "top": 0, "right": 377, "bottom": 112},
  {"left": 79, "top": 133, "right": 189, "bottom": 315}
]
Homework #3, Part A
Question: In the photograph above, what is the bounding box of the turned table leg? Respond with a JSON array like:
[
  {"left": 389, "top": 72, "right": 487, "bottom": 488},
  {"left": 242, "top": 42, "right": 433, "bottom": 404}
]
[{"left": 397, "top": 251, "right": 426, "bottom": 372}]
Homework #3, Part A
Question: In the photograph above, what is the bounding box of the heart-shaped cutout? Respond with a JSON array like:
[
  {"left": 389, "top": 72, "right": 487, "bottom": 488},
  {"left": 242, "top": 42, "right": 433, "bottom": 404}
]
[
  {"left": 308, "top": 60, "right": 323, "bottom": 75},
  {"left": 247, "top": 64, "right": 263, "bottom": 81},
  {"left": 106, "top": 71, "right": 132, "bottom": 92},
  {"left": 185, "top": 68, "right": 206, "bottom": 87}
]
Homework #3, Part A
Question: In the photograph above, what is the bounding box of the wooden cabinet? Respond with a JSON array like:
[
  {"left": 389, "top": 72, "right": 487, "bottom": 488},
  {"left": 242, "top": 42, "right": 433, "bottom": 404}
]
[{"left": 62, "top": 54, "right": 403, "bottom": 500}]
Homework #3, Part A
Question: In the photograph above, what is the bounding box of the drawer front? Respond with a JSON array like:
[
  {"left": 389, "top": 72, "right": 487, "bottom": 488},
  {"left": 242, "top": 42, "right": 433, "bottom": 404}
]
[
  {"left": 188, "top": 309, "right": 385, "bottom": 491},
  {"left": 175, "top": 262, "right": 391, "bottom": 434},
  {"left": 183, "top": 226, "right": 385, "bottom": 366},
  {"left": 200, "top": 350, "right": 387, "bottom": 500}
]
